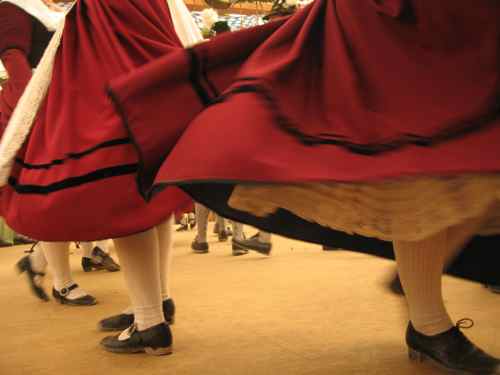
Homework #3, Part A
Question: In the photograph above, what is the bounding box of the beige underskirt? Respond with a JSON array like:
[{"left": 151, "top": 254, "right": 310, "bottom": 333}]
[{"left": 228, "top": 175, "right": 500, "bottom": 242}]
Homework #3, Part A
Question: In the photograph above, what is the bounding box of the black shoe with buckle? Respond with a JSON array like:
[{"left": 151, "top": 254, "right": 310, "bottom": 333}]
[
  {"left": 82, "top": 247, "right": 120, "bottom": 272},
  {"left": 407, "top": 319, "right": 500, "bottom": 374},
  {"left": 98, "top": 298, "right": 176, "bottom": 332},
  {"left": 191, "top": 240, "right": 209, "bottom": 253},
  {"left": 52, "top": 284, "right": 97, "bottom": 306},
  {"left": 232, "top": 234, "right": 272, "bottom": 256},
  {"left": 16, "top": 255, "right": 49, "bottom": 301},
  {"left": 101, "top": 323, "right": 173, "bottom": 356}
]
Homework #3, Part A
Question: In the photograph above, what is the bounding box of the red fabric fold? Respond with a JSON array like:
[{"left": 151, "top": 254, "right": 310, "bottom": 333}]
[
  {"left": 110, "top": 18, "right": 286, "bottom": 192},
  {"left": 106, "top": 0, "right": 500, "bottom": 285},
  {"left": 0, "top": 49, "right": 32, "bottom": 135},
  {"left": 370, "top": 0, "right": 408, "bottom": 17},
  {"left": 108, "top": 0, "right": 500, "bottom": 197},
  {"left": 0, "top": 2, "right": 33, "bottom": 56},
  {"left": 1, "top": 0, "right": 192, "bottom": 241}
]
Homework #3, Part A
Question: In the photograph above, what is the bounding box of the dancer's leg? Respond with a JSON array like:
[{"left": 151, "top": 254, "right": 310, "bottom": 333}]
[
  {"left": 113, "top": 229, "right": 163, "bottom": 331},
  {"left": 232, "top": 222, "right": 244, "bottom": 241},
  {"left": 194, "top": 203, "right": 209, "bottom": 243},
  {"left": 394, "top": 218, "right": 483, "bottom": 335},
  {"left": 157, "top": 217, "right": 174, "bottom": 300},
  {"left": 29, "top": 242, "right": 47, "bottom": 273},
  {"left": 80, "top": 242, "right": 93, "bottom": 258},
  {"left": 41, "top": 242, "right": 92, "bottom": 301}
]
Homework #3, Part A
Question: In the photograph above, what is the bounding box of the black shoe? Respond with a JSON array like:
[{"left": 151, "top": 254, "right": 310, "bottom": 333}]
[
  {"left": 82, "top": 247, "right": 120, "bottom": 272},
  {"left": 231, "top": 241, "right": 249, "bottom": 256},
  {"left": 486, "top": 284, "right": 500, "bottom": 294},
  {"left": 218, "top": 229, "right": 229, "bottom": 242},
  {"left": 232, "top": 234, "right": 272, "bottom": 256},
  {"left": 101, "top": 323, "right": 173, "bottom": 356},
  {"left": 406, "top": 320, "right": 500, "bottom": 374},
  {"left": 98, "top": 299, "right": 176, "bottom": 332},
  {"left": 162, "top": 298, "right": 175, "bottom": 325},
  {"left": 52, "top": 284, "right": 97, "bottom": 306},
  {"left": 191, "top": 240, "right": 209, "bottom": 253},
  {"left": 388, "top": 275, "right": 405, "bottom": 296},
  {"left": 16, "top": 255, "right": 49, "bottom": 301}
]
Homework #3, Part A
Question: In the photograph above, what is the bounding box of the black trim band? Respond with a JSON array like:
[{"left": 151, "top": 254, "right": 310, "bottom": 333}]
[
  {"left": 107, "top": 87, "right": 153, "bottom": 201},
  {"left": 200, "top": 54, "right": 220, "bottom": 99},
  {"left": 187, "top": 49, "right": 213, "bottom": 105},
  {"left": 211, "top": 79, "right": 500, "bottom": 155},
  {"left": 9, "top": 164, "right": 138, "bottom": 194},
  {"left": 15, "top": 138, "right": 131, "bottom": 170}
]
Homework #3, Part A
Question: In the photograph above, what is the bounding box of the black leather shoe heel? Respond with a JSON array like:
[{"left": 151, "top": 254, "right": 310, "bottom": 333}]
[
  {"left": 81, "top": 257, "right": 94, "bottom": 272},
  {"left": 163, "top": 298, "right": 175, "bottom": 325}
]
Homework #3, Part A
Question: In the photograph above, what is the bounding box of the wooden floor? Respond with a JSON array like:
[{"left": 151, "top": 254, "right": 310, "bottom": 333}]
[{"left": 0, "top": 226, "right": 498, "bottom": 375}]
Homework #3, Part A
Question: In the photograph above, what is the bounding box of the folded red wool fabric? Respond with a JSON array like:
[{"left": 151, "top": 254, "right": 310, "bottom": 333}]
[
  {"left": 110, "top": 0, "right": 500, "bottom": 192},
  {"left": 1, "top": 0, "right": 191, "bottom": 241},
  {"left": 108, "top": 0, "right": 500, "bottom": 283},
  {"left": 0, "top": 2, "right": 33, "bottom": 135},
  {"left": 0, "top": 50, "right": 32, "bottom": 137},
  {"left": 0, "top": 2, "right": 33, "bottom": 56}
]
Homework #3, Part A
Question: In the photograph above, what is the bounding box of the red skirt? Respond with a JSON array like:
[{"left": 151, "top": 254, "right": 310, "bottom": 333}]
[
  {"left": 0, "top": 1, "right": 34, "bottom": 135},
  {"left": 1, "top": 0, "right": 191, "bottom": 241},
  {"left": 107, "top": 0, "right": 500, "bottom": 284},
  {"left": 0, "top": 50, "right": 32, "bottom": 137},
  {"left": 110, "top": 0, "right": 500, "bottom": 194}
]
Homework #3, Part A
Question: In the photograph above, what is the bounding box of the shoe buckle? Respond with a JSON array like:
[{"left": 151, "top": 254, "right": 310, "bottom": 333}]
[
  {"left": 118, "top": 324, "right": 137, "bottom": 341},
  {"left": 59, "top": 283, "right": 78, "bottom": 297}
]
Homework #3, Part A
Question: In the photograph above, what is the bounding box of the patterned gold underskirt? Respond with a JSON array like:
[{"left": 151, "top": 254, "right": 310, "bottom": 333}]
[{"left": 229, "top": 174, "right": 500, "bottom": 242}]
